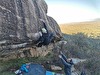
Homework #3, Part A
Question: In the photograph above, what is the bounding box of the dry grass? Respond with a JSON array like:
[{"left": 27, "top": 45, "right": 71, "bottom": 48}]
[{"left": 59, "top": 21, "right": 100, "bottom": 37}]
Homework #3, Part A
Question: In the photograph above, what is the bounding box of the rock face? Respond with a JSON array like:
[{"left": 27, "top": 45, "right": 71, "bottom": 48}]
[{"left": 0, "top": 0, "right": 62, "bottom": 58}]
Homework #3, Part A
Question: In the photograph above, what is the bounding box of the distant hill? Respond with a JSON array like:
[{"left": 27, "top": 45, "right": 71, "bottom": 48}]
[
  {"left": 59, "top": 21, "right": 100, "bottom": 37},
  {"left": 94, "top": 18, "right": 100, "bottom": 21}
]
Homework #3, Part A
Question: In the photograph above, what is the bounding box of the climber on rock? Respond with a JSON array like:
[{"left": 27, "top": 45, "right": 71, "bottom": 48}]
[
  {"left": 59, "top": 51, "right": 74, "bottom": 75},
  {"left": 35, "top": 20, "right": 54, "bottom": 47}
]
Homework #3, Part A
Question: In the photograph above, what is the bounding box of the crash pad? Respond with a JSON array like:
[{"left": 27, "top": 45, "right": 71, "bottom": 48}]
[{"left": 23, "top": 64, "right": 46, "bottom": 75}]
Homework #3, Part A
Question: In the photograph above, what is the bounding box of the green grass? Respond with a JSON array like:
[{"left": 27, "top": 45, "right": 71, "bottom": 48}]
[
  {"left": 0, "top": 58, "right": 30, "bottom": 75},
  {"left": 0, "top": 72, "right": 15, "bottom": 75},
  {"left": 0, "top": 52, "right": 54, "bottom": 75}
]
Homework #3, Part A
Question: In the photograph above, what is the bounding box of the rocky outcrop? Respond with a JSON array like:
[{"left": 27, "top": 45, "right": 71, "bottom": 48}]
[
  {"left": 50, "top": 65, "right": 62, "bottom": 71},
  {"left": 0, "top": 0, "right": 62, "bottom": 58}
]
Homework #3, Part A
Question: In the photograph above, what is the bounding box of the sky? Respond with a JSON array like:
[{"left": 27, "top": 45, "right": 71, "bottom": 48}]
[{"left": 45, "top": 0, "right": 100, "bottom": 24}]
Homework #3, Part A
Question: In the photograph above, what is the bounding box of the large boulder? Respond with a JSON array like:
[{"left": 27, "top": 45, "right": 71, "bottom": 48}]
[{"left": 0, "top": 0, "right": 62, "bottom": 57}]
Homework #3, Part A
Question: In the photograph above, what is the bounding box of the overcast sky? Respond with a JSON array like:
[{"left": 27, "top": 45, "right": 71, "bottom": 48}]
[{"left": 45, "top": 0, "right": 100, "bottom": 24}]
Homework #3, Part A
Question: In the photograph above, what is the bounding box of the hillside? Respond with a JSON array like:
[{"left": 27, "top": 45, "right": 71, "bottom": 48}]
[{"left": 60, "top": 21, "right": 100, "bottom": 37}]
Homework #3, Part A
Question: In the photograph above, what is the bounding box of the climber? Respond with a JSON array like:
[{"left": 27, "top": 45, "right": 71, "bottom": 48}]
[
  {"left": 35, "top": 20, "right": 54, "bottom": 47},
  {"left": 59, "top": 51, "right": 74, "bottom": 75}
]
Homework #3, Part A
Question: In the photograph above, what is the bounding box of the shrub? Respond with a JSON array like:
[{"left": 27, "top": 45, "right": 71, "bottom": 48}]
[{"left": 63, "top": 33, "right": 100, "bottom": 75}]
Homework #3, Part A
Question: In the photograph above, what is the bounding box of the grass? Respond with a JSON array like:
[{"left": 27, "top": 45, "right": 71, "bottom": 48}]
[
  {"left": 0, "top": 72, "right": 15, "bottom": 75},
  {"left": 0, "top": 52, "right": 54, "bottom": 75},
  {"left": 0, "top": 58, "right": 30, "bottom": 75},
  {"left": 59, "top": 21, "right": 100, "bottom": 37}
]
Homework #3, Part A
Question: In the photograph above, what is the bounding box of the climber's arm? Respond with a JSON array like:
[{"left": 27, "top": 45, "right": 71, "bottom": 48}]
[
  {"left": 59, "top": 55, "right": 71, "bottom": 67},
  {"left": 43, "top": 22, "right": 49, "bottom": 33},
  {"left": 60, "top": 52, "right": 67, "bottom": 62}
]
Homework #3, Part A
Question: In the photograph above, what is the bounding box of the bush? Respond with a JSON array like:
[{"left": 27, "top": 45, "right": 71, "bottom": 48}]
[{"left": 63, "top": 33, "right": 100, "bottom": 75}]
